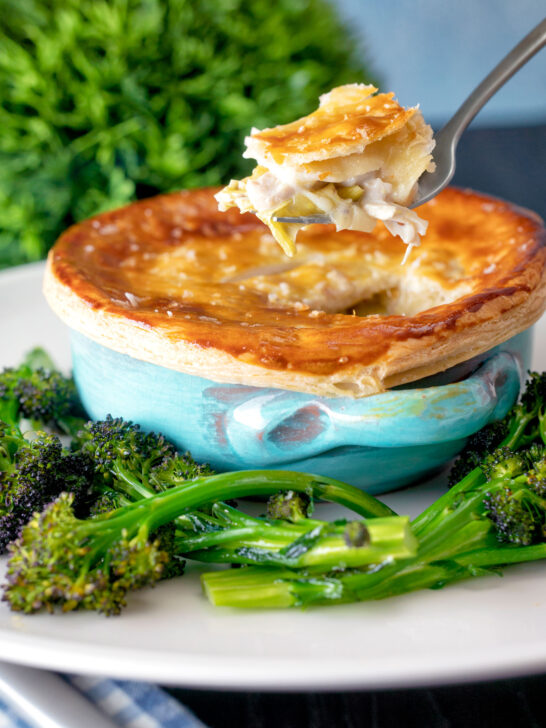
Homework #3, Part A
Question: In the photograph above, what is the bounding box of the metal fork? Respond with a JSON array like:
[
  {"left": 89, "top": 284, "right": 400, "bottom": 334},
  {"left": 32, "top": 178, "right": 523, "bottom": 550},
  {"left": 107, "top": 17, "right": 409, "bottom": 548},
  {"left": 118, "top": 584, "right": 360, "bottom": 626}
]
[{"left": 273, "top": 17, "right": 546, "bottom": 225}]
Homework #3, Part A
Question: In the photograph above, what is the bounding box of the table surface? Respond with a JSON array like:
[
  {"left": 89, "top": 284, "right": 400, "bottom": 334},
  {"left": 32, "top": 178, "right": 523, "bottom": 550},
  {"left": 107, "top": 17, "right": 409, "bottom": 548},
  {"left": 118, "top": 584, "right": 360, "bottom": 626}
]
[{"left": 169, "top": 672, "right": 546, "bottom": 728}]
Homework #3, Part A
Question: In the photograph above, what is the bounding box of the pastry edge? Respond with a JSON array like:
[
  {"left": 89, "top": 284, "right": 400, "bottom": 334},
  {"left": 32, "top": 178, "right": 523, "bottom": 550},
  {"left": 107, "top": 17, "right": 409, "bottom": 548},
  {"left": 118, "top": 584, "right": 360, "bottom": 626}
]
[{"left": 43, "top": 254, "right": 546, "bottom": 399}]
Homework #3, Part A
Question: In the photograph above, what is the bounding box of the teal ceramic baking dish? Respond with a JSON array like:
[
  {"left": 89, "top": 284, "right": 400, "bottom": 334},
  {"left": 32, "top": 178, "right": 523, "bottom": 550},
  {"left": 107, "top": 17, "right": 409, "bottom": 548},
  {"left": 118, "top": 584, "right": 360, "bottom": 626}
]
[{"left": 70, "top": 328, "right": 531, "bottom": 494}]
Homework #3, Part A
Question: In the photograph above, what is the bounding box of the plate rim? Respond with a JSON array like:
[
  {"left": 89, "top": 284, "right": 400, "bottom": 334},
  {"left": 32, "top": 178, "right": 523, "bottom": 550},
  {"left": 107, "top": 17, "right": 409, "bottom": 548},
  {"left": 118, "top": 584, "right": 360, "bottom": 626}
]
[{"left": 0, "top": 626, "right": 545, "bottom": 691}]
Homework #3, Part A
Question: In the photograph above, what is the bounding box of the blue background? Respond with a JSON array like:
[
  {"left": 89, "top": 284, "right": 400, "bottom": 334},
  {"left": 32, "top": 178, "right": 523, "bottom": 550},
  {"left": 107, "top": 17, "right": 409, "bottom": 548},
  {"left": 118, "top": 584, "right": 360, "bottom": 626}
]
[{"left": 334, "top": 0, "right": 546, "bottom": 127}]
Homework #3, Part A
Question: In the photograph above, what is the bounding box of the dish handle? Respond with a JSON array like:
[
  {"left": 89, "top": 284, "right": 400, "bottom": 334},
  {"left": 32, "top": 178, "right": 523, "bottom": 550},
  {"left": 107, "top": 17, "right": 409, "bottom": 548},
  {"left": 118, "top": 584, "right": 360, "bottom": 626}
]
[{"left": 219, "top": 350, "right": 523, "bottom": 464}]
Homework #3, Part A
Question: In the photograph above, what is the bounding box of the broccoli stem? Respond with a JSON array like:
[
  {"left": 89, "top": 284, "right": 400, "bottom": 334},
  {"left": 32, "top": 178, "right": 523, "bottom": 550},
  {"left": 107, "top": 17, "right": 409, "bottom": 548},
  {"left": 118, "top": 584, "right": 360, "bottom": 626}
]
[
  {"left": 67, "top": 470, "right": 405, "bottom": 583},
  {"left": 93, "top": 469, "right": 395, "bottom": 537},
  {"left": 98, "top": 468, "right": 396, "bottom": 520},
  {"left": 411, "top": 466, "right": 484, "bottom": 536},
  {"left": 0, "top": 399, "right": 19, "bottom": 427},
  {"left": 200, "top": 555, "right": 496, "bottom": 609},
  {"left": 201, "top": 471, "right": 546, "bottom": 608},
  {"left": 56, "top": 414, "right": 88, "bottom": 439},
  {"left": 184, "top": 470, "right": 396, "bottom": 518},
  {"left": 88, "top": 450, "right": 403, "bottom": 570},
  {"left": 201, "top": 567, "right": 344, "bottom": 609},
  {"left": 456, "top": 543, "right": 546, "bottom": 567},
  {"left": 203, "top": 561, "right": 479, "bottom": 608},
  {"left": 111, "top": 461, "right": 159, "bottom": 501},
  {"left": 182, "top": 515, "right": 416, "bottom": 569},
  {"left": 201, "top": 561, "right": 462, "bottom": 608},
  {"left": 0, "top": 422, "right": 23, "bottom": 468}
]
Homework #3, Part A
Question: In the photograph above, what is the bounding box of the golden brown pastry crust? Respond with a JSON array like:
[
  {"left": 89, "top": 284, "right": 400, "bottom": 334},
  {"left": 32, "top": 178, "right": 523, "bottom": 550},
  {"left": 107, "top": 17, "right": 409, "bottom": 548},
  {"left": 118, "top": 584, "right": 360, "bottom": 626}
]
[
  {"left": 44, "top": 187, "right": 546, "bottom": 398},
  {"left": 245, "top": 84, "right": 417, "bottom": 165}
]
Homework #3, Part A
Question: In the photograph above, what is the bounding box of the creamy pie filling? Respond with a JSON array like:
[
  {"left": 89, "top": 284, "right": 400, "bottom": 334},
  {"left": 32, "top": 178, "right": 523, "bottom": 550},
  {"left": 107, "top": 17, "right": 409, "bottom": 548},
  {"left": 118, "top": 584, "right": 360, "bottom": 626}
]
[{"left": 217, "top": 169, "right": 428, "bottom": 261}]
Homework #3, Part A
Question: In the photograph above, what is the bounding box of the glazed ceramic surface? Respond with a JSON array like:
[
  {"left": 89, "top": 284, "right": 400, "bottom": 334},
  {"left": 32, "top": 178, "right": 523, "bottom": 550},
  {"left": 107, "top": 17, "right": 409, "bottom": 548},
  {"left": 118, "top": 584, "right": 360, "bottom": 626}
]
[{"left": 71, "top": 328, "right": 532, "bottom": 493}]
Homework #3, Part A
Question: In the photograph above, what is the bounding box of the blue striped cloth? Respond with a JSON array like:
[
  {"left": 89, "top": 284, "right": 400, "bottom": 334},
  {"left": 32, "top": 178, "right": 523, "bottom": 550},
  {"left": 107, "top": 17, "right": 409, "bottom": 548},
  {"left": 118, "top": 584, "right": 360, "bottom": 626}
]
[{"left": 0, "top": 675, "right": 208, "bottom": 728}]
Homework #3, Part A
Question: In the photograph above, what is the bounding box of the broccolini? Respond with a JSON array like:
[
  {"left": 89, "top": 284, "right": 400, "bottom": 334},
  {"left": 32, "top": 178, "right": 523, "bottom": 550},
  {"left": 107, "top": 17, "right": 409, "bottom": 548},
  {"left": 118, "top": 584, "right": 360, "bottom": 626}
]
[
  {"left": 3, "top": 462, "right": 406, "bottom": 614},
  {"left": 0, "top": 421, "right": 93, "bottom": 552},
  {"left": 0, "top": 348, "right": 85, "bottom": 434}
]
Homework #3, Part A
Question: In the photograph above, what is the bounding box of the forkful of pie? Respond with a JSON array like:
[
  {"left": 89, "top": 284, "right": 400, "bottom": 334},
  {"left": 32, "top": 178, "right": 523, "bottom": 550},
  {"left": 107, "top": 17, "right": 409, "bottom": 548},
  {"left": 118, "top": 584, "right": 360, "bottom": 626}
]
[{"left": 216, "top": 18, "right": 545, "bottom": 260}]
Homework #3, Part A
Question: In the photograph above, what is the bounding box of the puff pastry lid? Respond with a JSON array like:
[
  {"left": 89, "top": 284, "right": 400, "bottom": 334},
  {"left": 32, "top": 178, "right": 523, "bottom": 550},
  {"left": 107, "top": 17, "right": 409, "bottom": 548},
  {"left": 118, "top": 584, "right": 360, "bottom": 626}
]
[
  {"left": 44, "top": 187, "right": 546, "bottom": 398},
  {"left": 244, "top": 84, "right": 418, "bottom": 165}
]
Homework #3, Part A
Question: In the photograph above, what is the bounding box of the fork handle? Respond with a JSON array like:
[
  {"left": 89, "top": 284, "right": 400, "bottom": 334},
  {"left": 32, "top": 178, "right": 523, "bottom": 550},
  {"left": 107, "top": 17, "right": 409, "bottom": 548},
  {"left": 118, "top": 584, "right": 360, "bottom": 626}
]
[{"left": 438, "top": 18, "right": 546, "bottom": 150}]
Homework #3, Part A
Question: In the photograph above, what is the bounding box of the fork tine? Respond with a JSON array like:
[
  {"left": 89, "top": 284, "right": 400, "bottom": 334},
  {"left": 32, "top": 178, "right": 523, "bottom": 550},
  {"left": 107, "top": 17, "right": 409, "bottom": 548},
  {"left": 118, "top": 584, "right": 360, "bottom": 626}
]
[{"left": 272, "top": 214, "right": 332, "bottom": 224}]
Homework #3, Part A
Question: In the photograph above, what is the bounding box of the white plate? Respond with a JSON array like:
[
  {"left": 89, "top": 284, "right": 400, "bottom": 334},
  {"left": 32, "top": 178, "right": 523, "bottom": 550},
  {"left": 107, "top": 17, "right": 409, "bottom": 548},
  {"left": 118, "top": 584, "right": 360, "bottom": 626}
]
[{"left": 0, "top": 262, "right": 545, "bottom": 691}]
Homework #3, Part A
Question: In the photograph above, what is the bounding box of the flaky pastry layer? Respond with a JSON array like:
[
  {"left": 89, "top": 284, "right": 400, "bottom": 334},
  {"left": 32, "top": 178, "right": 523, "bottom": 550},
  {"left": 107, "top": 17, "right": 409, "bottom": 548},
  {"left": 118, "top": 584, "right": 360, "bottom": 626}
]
[
  {"left": 245, "top": 84, "right": 418, "bottom": 165},
  {"left": 44, "top": 187, "right": 546, "bottom": 398}
]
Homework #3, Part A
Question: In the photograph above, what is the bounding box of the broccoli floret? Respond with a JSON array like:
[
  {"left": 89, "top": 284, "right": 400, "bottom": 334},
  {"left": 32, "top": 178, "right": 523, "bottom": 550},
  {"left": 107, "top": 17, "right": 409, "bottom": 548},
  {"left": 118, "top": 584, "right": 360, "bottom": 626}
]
[
  {"left": 75, "top": 415, "right": 175, "bottom": 478},
  {"left": 266, "top": 490, "right": 312, "bottom": 522},
  {"left": 430, "top": 370, "right": 546, "bottom": 532},
  {"left": 74, "top": 415, "right": 214, "bottom": 507},
  {"left": 2, "top": 493, "right": 169, "bottom": 615},
  {"left": 519, "top": 371, "right": 546, "bottom": 412},
  {"left": 12, "top": 371, "right": 76, "bottom": 423},
  {"left": 483, "top": 486, "right": 539, "bottom": 546},
  {"left": 504, "top": 372, "right": 546, "bottom": 448},
  {"left": 149, "top": 452, "right": 214, "bottom": 491},
  {"left": 155, "top": 523, "right": 186, "bottom": 580},
  {"left": 483, "top": 446, "right": 546, "bottom": 545},
  {"left": 449, "top": 371, "right": 546, "bottom": 487},
  {"left": 0, "top": 348, "right": 85, "bottom": 433},
  {"left": 89, "top": 490, "right": 130, "bottom": 516},
  {"left": 527, "top": 454, "right": 546, "bottom": 497},
  {"left": 0, "top": 423, "right": 94, "bottom": 552},
  {"left": 480, "top": 446, "right": 529, "bottom": 483},
  {"left": 449, "top": 420, "right": 508, "bottom": 485}
]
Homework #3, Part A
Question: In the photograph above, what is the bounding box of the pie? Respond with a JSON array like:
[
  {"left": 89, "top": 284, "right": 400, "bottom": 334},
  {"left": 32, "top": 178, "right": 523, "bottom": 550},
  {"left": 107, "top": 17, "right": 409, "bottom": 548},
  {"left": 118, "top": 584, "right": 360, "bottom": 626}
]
[
  {"left": 215, "top": 84, "right": 435, "bottom": 257},
  {"left": 43, "top": 186, "right": 546, "bottom": 398}
]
